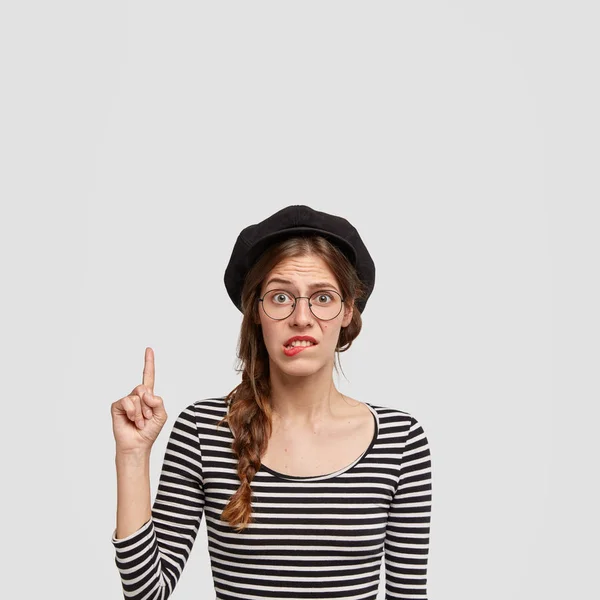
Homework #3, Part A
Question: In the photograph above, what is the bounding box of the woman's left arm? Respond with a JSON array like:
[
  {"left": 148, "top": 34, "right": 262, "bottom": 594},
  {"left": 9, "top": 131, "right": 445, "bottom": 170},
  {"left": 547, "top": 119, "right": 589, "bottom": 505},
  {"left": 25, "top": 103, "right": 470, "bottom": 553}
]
[{"left": 384, "top": 415, "right": 433, "bottom": 599}]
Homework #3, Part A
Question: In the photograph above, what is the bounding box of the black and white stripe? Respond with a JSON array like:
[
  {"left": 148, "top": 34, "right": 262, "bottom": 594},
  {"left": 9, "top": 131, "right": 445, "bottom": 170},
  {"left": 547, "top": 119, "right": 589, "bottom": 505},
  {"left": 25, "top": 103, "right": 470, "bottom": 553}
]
[{"left": 112, "top": 397, "right": 432, "bottom": 599}]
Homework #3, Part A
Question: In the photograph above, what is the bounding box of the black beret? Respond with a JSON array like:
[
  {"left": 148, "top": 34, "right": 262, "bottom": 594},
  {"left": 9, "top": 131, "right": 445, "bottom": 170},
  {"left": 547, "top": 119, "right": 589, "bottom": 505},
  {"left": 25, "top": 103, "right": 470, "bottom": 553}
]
[{"left": 223, "top": 205, "right": 376, "bottom": 314}]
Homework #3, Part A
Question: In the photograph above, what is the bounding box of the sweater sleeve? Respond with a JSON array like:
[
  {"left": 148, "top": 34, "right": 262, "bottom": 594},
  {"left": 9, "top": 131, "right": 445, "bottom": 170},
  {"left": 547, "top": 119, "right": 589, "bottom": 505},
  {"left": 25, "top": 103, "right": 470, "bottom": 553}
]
[
  {"left": 384, "top": 415, "right": 433, "bottom": 599},
  {"left": 111, "top": 403, "right": 205, "bottom": 600}
]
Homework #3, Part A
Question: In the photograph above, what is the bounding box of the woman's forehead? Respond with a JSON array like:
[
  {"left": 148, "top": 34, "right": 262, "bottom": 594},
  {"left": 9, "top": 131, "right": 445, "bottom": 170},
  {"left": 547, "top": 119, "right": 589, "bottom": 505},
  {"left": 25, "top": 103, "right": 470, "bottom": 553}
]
[{"left": 263, "top": 256, "right": 338, "bottom": 288}]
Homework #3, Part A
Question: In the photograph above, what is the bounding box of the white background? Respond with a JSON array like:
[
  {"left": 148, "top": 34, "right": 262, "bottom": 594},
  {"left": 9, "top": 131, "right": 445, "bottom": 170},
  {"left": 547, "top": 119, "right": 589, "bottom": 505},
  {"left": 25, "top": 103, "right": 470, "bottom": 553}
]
[{"left": 1, "top": 1, "right": 598, "bottom": 598}]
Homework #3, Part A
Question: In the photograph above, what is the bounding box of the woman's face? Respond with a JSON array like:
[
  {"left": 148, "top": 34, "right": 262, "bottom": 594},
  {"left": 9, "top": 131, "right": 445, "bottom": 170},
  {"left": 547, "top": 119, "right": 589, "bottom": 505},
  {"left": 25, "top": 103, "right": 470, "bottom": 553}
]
[{"left": 257, "top": 254, "right": 354, "bottom": 377}]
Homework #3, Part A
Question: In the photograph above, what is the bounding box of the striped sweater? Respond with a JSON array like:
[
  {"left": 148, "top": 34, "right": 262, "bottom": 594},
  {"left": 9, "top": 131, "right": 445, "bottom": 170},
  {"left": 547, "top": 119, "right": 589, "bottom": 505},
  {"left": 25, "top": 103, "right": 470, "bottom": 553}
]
[{"left": 111, "top": 397, "right": 432, "bottom": 599}]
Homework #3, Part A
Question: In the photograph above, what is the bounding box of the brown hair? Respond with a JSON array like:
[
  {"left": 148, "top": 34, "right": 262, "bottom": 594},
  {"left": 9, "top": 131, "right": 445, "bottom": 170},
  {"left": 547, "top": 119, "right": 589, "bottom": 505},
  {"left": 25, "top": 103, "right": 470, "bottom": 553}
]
[{"left": 217, "top": 234, "right": 367, "bottom": 532}]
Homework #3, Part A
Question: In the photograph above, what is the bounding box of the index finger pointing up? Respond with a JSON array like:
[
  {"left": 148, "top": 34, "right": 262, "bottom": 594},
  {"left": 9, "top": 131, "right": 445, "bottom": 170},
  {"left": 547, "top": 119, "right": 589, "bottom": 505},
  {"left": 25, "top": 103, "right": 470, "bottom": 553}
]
[{"left": 143, "top": 346, "right": 155, "bottom": 393}]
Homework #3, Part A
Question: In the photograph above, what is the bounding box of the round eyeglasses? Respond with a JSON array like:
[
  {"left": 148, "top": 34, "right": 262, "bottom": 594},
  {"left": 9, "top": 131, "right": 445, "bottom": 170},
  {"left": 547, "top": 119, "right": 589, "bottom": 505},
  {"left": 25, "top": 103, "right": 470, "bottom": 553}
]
[{"left": 258, "top": 289, "right": 345, "bottom": 321}]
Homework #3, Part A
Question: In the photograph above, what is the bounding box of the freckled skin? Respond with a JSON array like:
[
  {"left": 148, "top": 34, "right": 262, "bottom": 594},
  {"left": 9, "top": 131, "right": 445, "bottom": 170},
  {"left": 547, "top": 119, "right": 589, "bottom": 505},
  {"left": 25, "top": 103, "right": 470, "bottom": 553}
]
[{"left": 257, "top": 254, "right": 353, "bottom": 381}]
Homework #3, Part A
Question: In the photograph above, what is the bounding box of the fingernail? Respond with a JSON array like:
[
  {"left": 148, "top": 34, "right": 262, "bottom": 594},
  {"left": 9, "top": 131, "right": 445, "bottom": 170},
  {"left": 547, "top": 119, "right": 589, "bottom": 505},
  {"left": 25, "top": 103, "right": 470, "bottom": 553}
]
[
  {"left": 144, "top": 409, "right": 152, "bottom": 418},
  {"left": 137, "top": 419, "right": 145, "bottom": 429}
]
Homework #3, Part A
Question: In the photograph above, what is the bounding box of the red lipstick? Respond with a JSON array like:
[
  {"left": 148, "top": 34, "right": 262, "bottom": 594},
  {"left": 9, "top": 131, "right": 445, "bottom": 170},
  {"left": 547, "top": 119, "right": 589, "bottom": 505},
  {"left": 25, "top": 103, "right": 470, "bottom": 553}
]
[
  {"left": 283, "top": 344, "right": 316, "bottom": 357},
  {"left": 282, "top": 335, "right": 318, "bottom": 357}
]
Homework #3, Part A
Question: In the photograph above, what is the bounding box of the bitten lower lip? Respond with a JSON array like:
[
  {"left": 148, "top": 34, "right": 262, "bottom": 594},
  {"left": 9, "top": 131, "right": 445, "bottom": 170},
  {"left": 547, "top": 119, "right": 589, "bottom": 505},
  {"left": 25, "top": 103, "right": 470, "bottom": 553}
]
[{"left": 283, "top": 343, "right": 317, "bottom": 357}]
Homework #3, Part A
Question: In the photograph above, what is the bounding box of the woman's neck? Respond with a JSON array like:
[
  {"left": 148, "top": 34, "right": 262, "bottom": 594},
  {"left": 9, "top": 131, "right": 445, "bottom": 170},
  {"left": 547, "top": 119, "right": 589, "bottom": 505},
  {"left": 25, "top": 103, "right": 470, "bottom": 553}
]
[{"left": 268, "top": 366, "right": 344, "bottom": 426}]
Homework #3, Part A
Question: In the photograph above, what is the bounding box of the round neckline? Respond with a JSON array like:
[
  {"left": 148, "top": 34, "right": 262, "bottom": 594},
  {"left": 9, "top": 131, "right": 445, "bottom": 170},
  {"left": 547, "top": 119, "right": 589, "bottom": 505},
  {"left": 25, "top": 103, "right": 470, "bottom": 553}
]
[{"left": 226, "top": 398, "right": 380, "bottom": 482}]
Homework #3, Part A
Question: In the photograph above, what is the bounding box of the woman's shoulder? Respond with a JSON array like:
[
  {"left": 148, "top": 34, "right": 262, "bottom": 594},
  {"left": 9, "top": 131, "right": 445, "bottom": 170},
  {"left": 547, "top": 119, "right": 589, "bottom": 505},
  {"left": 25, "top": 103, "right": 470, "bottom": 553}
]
[
  {"left": 363, "top": 400, "right": 427, "bottom": 434},
  {"left": 172, "top": 396, "right": 229, "bottom": 426},
  {"left": 188, "top": 396, "right": 228, "bottom": 418},
  {"left": 363, "top": 399, "right": 414, "bottom": 419}
]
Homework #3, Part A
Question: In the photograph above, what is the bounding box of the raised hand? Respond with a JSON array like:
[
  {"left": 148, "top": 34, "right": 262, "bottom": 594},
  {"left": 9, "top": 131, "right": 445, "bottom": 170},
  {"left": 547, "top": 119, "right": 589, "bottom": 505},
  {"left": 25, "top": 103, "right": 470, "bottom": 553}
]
[{"left": 111, "top": 347, "right": 168, "bottom": 453}]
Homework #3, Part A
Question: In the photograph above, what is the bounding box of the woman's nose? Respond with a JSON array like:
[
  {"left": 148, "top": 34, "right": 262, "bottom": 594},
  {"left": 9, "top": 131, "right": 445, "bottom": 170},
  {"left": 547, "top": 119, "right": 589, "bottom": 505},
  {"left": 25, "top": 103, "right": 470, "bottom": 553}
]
[{"left": 291, "top": 297, "right": 314, "bottom": 324}]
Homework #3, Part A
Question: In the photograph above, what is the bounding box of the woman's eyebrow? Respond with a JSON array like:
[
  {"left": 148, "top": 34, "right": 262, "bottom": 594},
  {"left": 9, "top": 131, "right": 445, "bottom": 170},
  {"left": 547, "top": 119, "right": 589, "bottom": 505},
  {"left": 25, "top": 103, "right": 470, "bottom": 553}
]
[{"left": 265, "top": 278, "right": 338, "bottom": 291}]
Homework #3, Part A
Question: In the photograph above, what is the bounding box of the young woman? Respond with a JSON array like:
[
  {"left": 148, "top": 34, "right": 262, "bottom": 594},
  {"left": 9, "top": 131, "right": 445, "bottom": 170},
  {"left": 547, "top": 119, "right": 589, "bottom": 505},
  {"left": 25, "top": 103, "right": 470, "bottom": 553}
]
[{"left": 110, "top": 205, "right": 433, "bottom": 600}]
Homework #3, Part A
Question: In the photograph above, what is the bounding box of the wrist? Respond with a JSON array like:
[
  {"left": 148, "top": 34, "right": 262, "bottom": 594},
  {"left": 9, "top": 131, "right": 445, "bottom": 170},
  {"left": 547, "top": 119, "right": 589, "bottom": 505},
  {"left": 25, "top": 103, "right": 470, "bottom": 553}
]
[{"left": 115, "top": 447, "right": 151, "bottom": 463}]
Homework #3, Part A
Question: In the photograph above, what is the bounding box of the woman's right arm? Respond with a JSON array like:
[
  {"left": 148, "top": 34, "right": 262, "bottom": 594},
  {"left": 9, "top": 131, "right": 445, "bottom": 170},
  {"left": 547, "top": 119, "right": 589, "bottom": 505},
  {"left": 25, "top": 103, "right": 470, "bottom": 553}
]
[
  {"left": 110, "top": 348, "right": 205, "bottom": 600},
  {"left": 111, "top": 347, "right": 167, "bottom": 540},
  {"left": 115, "top": 449, "right": 151, "bottom": 540},
  {"left": 111, "top": 404, "right": 205, "bottom": 600}
]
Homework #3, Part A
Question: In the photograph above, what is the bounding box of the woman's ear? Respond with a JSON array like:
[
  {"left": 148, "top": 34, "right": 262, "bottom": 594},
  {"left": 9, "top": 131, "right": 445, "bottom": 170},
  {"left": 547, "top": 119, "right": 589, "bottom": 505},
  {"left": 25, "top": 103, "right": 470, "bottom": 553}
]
[{"left": 341, "top": 300, "right": 354, "bottom": 328}]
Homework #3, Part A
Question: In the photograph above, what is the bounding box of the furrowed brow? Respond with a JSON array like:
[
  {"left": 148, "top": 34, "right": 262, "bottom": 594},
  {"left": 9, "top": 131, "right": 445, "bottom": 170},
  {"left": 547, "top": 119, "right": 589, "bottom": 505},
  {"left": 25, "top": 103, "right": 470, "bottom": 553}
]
[{"left": 265, "top": 278, "right": 339, "bottom": 291}]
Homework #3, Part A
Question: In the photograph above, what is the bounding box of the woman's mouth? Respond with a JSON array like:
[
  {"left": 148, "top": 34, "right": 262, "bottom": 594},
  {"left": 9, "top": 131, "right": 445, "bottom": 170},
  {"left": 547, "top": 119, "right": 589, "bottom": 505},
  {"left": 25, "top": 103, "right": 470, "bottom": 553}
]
[{"left": 283, "top": 342, "right": 317, "bottom": 357}]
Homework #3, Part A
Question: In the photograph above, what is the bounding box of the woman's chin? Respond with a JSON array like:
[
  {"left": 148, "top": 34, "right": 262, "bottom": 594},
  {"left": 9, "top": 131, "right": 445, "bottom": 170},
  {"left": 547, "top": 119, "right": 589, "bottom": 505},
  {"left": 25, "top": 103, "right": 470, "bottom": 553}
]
[{"left": 270, "top": 357, "right": 322, "bottom": 377}]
